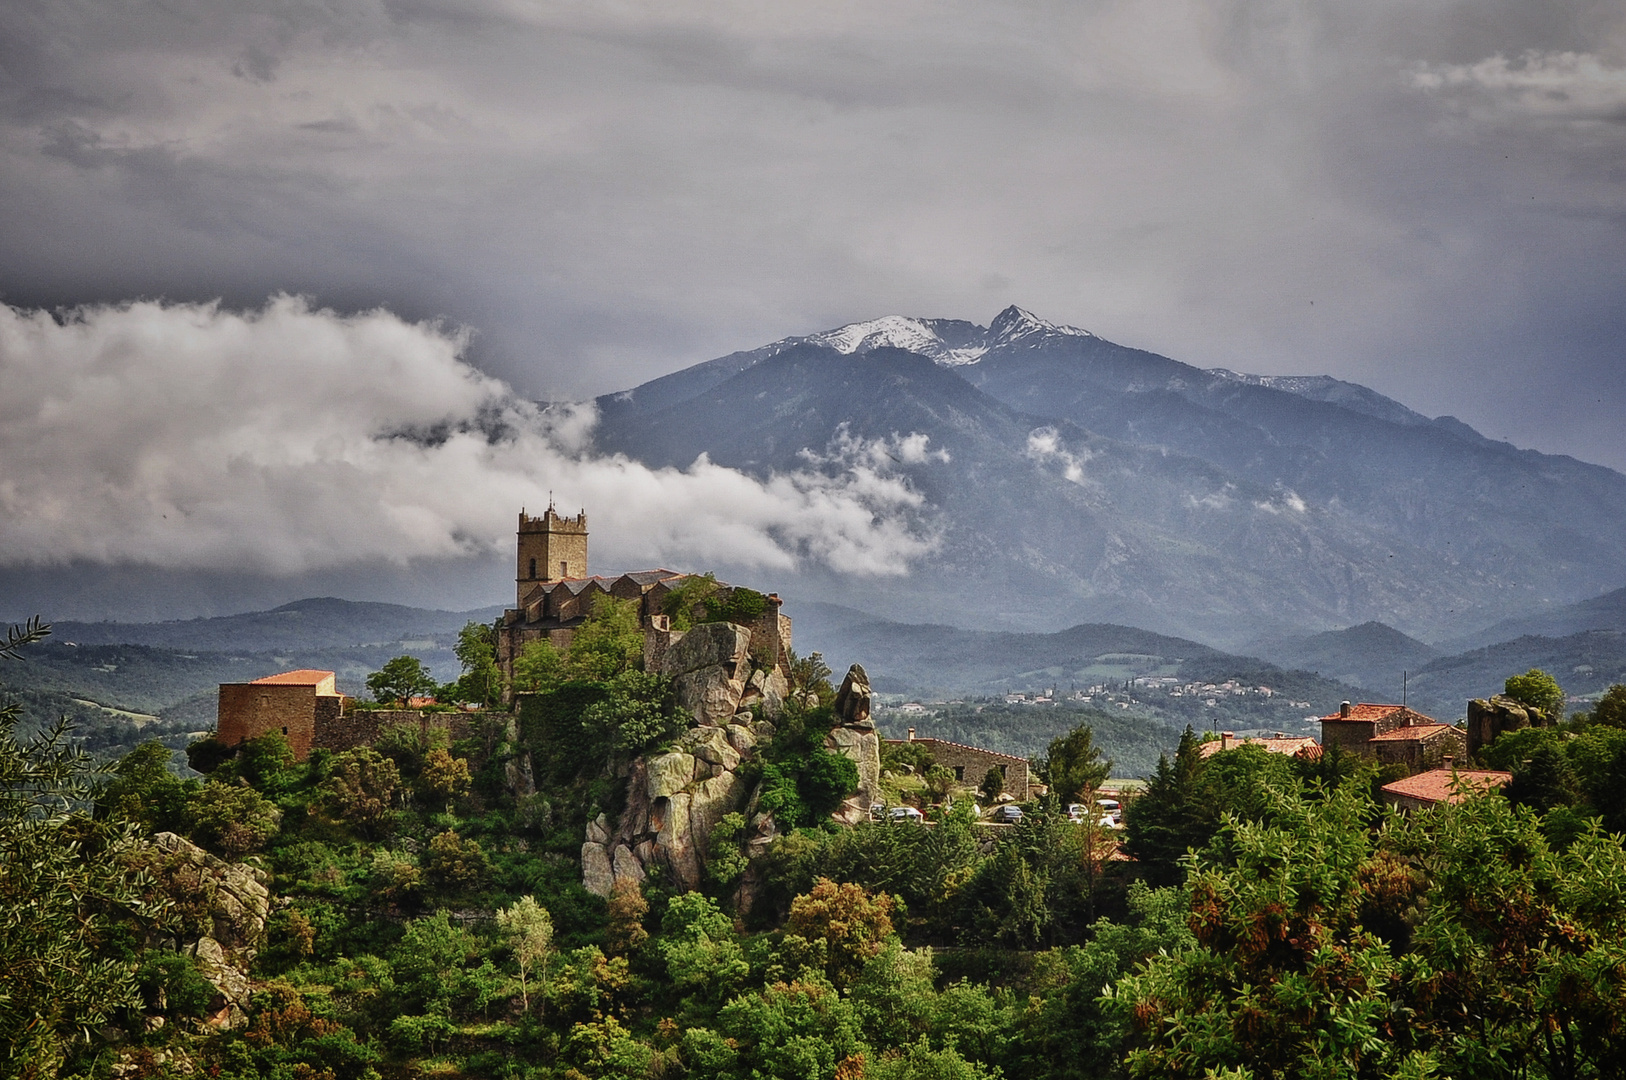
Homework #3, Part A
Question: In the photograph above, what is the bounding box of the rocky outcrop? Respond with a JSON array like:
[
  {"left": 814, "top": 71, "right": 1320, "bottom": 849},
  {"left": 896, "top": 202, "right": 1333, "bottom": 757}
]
[
  {"left": 1467, "top": 694, "right": 1546, "bottom": 759},
  {"left": 149, "top": 832, "right": 271, "bottom": 1028},
  {"left": 826, "top": 664, "right": 882, "bottom": 825},
  {"left": 663, "top": 621, "right": 752, "bottom": 725}
]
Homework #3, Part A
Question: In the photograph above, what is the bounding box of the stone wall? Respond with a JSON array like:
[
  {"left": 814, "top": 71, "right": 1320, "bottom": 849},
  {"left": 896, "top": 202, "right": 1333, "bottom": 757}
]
[
  {"left": 901, "top": 737, "right": 1031, "bottom": 800},
  {"left": 1373, "top": 727, "right": 1465, "bottom": 772},
  {"left": 217, "top": 683, "right": 319, "bottom": 760},
  {"left": 311, "top": 708, "right": 478, "bottom": 754}
]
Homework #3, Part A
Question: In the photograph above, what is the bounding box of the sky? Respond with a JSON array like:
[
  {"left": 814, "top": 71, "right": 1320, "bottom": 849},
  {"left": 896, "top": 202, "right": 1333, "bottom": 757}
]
[{"left": 1, "top": 0, "right": 1624, "bottom": 618}]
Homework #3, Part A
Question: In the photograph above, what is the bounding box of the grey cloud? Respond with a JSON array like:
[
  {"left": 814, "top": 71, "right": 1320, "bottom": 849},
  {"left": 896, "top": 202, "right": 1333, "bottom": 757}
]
[{"left": 0, "top": 0, "right": 1623, "bottom": 475}]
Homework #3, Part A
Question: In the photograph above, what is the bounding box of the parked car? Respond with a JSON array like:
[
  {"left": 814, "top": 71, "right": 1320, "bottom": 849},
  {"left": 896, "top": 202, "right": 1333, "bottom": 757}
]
[
  {"left": 990, "top": 804, "right": 1024, "bottom": 823},
  {"left": 888, "top": 806, "right": 925, "bottom": 823},
  {"left": 1096, "top": 798, "right": 1122, "bottom": 824}
]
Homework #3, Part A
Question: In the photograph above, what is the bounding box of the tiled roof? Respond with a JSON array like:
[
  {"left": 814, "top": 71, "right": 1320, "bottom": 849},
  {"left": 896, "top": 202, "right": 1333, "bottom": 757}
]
[
  {"left": 1199, "top": 736, "right": 1319, "bottom": 759},
  {"left": 883, "top": 736, "right": 1028, "bottom": 763},
  {"left": 1369, "top": 723, "right": 1455, "bottom": 742},
  {"left": 251, "top": 669, "right": 334, "bottom": 686},
  {"left": 1381, "top": 768, "right": 1511, "bottom": 806},
  {"left": 1319, "top": 703, "right": 1403, "bottom": 722}
]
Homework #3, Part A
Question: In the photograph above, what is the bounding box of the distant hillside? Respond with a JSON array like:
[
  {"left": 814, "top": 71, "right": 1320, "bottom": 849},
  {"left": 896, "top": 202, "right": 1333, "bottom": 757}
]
[
  {"left": 791, "top": 601, "right": 1381, "bottom": 738},
  {"left": 51, "top": 596, "right": 505, "bottom": 653},
  {"left": 1446, "top": 586, "right": 1626, "bottom": 652},
  {"left": 1403, "top": 630, "right": 1626, "bottom": 719},
  {"left": 1247, "top": 621, "right": 1440, "bottom": 696}
]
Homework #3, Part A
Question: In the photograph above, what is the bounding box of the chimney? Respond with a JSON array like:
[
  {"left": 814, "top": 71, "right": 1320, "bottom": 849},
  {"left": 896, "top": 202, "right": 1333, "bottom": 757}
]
[
  {"left": 1221, "top": 731, "right": 1233, "bottom": 751},
  {"left": 907, "top": 727, "right": 915, "bottom": 742},
  {"left": 1443, "top": 755, "right": 1455, "bottom": 771},
  {"left": 1340, "top": 701, "right": 1352, "bottom": 718}
]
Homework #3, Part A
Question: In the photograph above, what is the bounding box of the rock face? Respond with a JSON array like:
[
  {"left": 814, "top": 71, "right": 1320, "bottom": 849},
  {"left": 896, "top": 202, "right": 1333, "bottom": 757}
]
[
  {"left": 827, "top": 664, "right": 882, "bottom": 825},
  {"left": 583, "top": 625, "right": 878, "bottom": 895},
  {"left": 150, "top": 832, "right": 271, "bottom": 1028},
  {"left": 1467, "top": 694, "right": 1545, "bottom": 759},
  {"left": 663, "top": 621, "right": 752, "bottom": 725}
]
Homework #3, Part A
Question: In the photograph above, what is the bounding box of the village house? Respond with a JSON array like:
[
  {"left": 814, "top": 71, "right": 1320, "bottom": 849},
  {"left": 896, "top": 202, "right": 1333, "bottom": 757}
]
[
  {"left": 215, "top": 669, "right": 346, "bottom": 761},
  {"left": 1380, "top": 757, "right": 1512, "bottom": 812},
  {"left": 1199, "top": 731, "right": 1322, "bottom": 760},
  {"left": 887, "top": 729, "right": 1033, "bottom": 800},
  {"left": 1318, "top": 701, "right": 1464, "bottom": 771}
]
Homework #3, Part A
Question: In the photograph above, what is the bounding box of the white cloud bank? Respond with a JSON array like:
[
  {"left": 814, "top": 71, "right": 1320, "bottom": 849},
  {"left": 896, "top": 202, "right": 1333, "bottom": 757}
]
[{"left": 0, "top": 296, "right": 937, "bottom": 577}]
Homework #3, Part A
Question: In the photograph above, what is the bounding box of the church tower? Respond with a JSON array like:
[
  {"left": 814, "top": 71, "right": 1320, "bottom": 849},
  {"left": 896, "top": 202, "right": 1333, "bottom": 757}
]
[{"left": 517, "top": 507, "right": 588, "bottom": 604}]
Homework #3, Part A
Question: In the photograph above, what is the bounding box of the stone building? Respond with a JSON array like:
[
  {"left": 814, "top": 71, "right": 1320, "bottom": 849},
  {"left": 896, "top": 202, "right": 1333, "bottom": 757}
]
[
  {"left": 1318, "top": 701, "right": 1465, "bottom": 772},
  {"left": 886, "top": 731, "right": 1032, "bottom": 801},
  {"left": 216, "top": 669, "right": 346, "bottom": 761},
  {"left": 1380, "top": 760, "right": 1511, "bottom": 812},
  {"left": 495, "top": 507, "right": 794, "bottom": 695},
  {"left": 1199, "top": 732, "right": 1321, "bottom": 760}
]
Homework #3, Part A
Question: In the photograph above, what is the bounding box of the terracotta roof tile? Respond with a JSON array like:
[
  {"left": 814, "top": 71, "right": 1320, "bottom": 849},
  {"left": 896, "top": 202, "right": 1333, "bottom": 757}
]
[
  {"left": 1369, "top": 724, "right": 1455, "bottom": 742},
  {"left": 1319, "top": 703, "right": 1440, "bottom": 724},
  {"left": 1199, "top": 736, "right": 1319, "bottom": 759},
  {"left": 251, "top": 669, "right": 334, "bottom": 686},
  {"left": 1381, "top": 768, "right": 1511, "bottom": 806}
]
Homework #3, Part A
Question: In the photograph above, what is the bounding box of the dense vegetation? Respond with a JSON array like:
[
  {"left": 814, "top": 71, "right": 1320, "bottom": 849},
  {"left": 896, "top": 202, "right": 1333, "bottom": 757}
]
[{"left": 10, "top": 608, "right": 1626, "bottom": 1080}]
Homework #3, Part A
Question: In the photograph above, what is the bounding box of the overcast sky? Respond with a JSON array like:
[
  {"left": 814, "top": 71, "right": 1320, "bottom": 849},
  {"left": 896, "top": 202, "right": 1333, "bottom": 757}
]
[{"left": 1, "top": 0, "right": 1623, "bottom": 613}]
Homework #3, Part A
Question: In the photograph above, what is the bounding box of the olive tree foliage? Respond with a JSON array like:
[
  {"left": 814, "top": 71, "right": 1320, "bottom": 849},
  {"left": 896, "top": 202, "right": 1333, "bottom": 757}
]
[
  {"left": 0, "top": 619, "right": 167, "bottom": 1077},
  {"left": 1504, "top": 667, "right": 1567, "bottom": 721},
  {"left": 319, "top": 747, "right": 401, "bottom": 838},
  {"left": 497, "top": 895, "right": 555, "bottom": 1013}
]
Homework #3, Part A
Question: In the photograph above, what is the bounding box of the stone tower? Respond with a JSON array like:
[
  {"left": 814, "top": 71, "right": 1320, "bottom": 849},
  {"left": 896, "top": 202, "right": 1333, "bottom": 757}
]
[{"left": 517, "top": 507, "right": 588, "bottom": 604}]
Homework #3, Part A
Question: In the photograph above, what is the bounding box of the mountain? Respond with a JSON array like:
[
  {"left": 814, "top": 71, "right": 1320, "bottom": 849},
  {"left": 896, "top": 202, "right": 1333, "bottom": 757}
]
[
  {"left": 50, "top": 597, "right": 506, "bottom": 653},
  {"left": 1445, "top": 585, "right": 1626, "bottom": 652},
  {"left": 595, "top": 306, "right": 1626, "bottom": 647},
  {"left": 1403, "top": 630, "right": 1626, "bottom": 719},
  {"left": 789, "top": 601, "right": 1384, "bottom": 740},
  {"left": 1246, "top": 622, "right": 1441, "bottom": 696}
]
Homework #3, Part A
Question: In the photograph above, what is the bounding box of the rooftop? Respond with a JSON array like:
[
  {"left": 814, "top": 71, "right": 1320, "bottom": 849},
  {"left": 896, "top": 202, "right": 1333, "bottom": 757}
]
[
  {"left": 250, "top": 669, "right": 336, "bottom": 687},
  {"left": 1369, "top": 723, "right": 1456, "bottom": 742},
  {"left": 1381, "top": 768, "right": 1511, "bottom": 806},
  {"left": 1199, "top": 735, "right": 1320, "bottom": 759},
  {"left": 1320, "top": 703, "right": 1436, "bottom": 724}
]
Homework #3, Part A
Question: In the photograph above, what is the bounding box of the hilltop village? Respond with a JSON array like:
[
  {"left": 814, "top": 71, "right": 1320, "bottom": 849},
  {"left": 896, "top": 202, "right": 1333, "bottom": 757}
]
[{"left": 213, "top": 506, "right": 1556, "bottom": 898}]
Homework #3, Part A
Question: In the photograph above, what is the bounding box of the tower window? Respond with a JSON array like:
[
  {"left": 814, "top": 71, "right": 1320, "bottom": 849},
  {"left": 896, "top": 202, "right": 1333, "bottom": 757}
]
[
  {"left": 529, "top": 558, "right": 537, "bottom": 579},
  {"left": 560, "top": 560, "right": 568, "bottom": 577}
]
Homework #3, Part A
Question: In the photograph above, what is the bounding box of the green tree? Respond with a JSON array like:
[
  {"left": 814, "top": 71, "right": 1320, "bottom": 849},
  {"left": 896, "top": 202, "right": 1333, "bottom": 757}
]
[
  {"left": 1505, "top": 666, "right": 1566, "bottom": 721},
  {"left": 784, "top": 879, "right": 897, "bottom": 990},
  {"left": 366, "top": 655, "right": 438, "bottom": 705},
  {"left": 659, "top": 892, "right": 749, "bottom": 1007},
  {"left": 416, "top": 746, "right": 471, "bottom": 809},
  {"left": 452, "top": 620, "right": 502, "bottom": 707},
  {"left": 977, "top": 765, "right": 1004, "bottom": 803},
  {"left": 1041, "top": 723, "right": 1112, "bottom": 804},
  {"left": 1123, "top": 726, "right": 1213, "bottom": 884},
  {"left": 582, "top": 669, "right": 684, "bottom": 755},
  {"left": 1588, "top": 683, "right": 1626, "bottom": 727},
  {"left": 564, "top": 596, "right": 644, "bottom": 680},
  {"left": 426, "top": 828, "right": 489, "bottom": 893},
  {"left": 0, "top": 619, "right": 162, "bottom": 1077},
  {"left": 497, "top": 895, "right": 555, "bottom": 1013},
  {"left": 96, "top": 740, "right": 195, "bottom": 833},
  {"left": 513, "top": 638, "right": 566, "bottom": 695},
  {"left": 186, "top": 781, "right": 283, "bottom": 858},
  {"left": 319, "top": 747, "right": 400, "bottom": 838}
]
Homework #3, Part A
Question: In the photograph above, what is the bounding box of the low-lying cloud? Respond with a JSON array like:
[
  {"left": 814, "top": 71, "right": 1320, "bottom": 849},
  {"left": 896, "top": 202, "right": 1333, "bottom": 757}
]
[{"left": 0, "top": 296, "right": 938, "bottom": 577}]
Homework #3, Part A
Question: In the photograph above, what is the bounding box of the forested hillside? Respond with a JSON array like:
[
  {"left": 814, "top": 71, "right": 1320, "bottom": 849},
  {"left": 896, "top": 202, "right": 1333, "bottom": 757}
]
[{"left": 10, "top": 609, "right": 1626, "bottom": 1080}]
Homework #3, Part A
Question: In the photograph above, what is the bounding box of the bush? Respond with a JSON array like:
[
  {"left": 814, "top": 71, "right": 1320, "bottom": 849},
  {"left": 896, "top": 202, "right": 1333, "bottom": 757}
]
[{"left": 187, "top": 781, "right": 282, "bottom": 858}]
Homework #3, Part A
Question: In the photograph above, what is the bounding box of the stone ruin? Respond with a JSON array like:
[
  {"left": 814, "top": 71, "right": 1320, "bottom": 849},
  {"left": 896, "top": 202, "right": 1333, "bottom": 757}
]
[{"left": 581, "top": 645, "right": 881, "bottom": 898}]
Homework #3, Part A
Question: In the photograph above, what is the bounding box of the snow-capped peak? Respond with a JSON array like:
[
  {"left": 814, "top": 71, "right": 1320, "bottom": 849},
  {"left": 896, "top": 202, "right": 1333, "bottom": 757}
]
[
  {"left": 780, "top": 306, "right": 1092, "bottom": 367},
  {"left": 809, "top": 316, "right": 955, "bottom": 357},
  {"left": 987, "top": 305, "right": 1094, "bottom": 347}
]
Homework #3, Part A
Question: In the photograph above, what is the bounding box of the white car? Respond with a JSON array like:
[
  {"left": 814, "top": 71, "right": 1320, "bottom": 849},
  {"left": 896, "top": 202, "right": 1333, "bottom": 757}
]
[{"left": 888, "top": 806, "right": 925, "bottom": 823}]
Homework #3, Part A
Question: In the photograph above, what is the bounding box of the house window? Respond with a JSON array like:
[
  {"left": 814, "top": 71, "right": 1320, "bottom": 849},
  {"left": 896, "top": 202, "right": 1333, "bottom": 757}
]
[
  {"left": 281, "top": 726, "right": 288, "bottom": 735},
  {"left": 529, "top": 557, "right": 537, "bottom": 579},
  {"left": 953, "top": 766, "right": 965, "bottom": 781}
]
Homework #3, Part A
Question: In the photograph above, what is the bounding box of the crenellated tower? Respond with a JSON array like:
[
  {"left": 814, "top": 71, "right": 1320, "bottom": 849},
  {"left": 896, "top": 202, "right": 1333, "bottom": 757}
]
[{"left": 516, "top": 506, "right": 588, "bottom": 604}]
